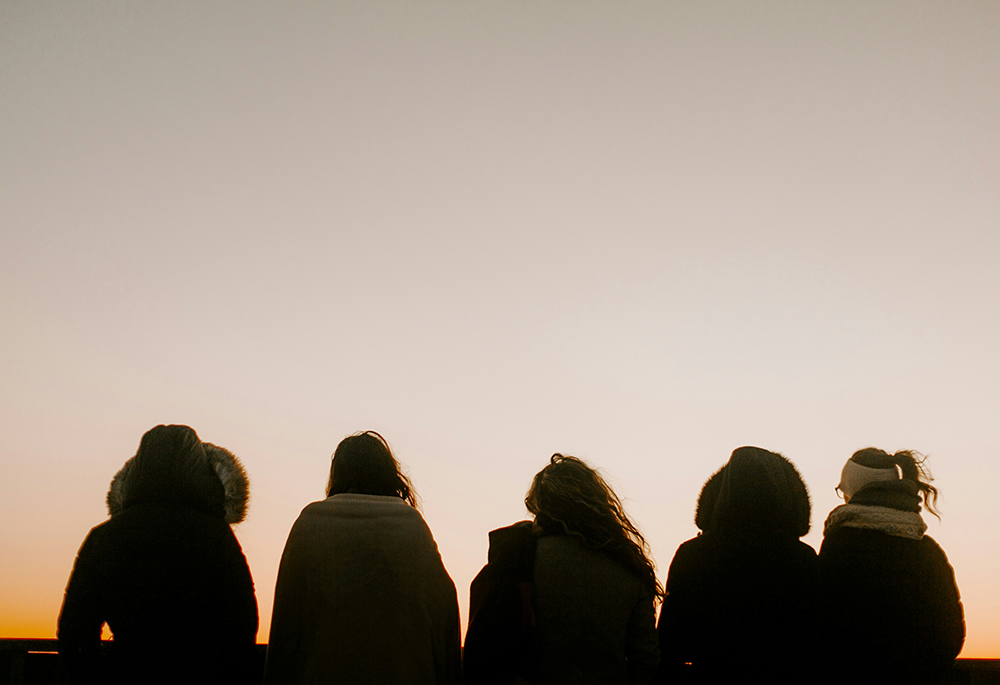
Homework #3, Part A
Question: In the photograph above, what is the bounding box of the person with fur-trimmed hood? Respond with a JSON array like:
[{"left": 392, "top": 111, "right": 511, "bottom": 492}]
[
  {"left": 655, "top": 446, "right": 817, "bottom": 684},
  {"left": 817, "top": 448, "right": 964, "bottom": 685},
  {"left": 58, "top": 424, "right": 258, "bottom": 684}
]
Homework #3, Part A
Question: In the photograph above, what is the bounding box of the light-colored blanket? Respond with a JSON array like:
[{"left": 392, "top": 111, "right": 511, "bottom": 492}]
[{"left": 264, "top": 494, "right": 462, "bottom": 684}]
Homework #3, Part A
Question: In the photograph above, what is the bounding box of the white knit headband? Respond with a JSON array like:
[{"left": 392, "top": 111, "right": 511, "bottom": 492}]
[{"left": 837, "top": 459, "right": 899, "bottom": 500}]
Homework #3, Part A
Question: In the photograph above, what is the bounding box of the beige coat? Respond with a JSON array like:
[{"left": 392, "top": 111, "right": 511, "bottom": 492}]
[{"left": 264, "top": 494, "right": 462, "bottom": 684}]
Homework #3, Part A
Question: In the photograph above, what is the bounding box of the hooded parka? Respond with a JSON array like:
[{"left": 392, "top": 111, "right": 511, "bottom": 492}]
[
  {"left": 656, "top": 447, "right": 818, "bottom": 684},
  {"left": 58, "top": 425, "right": 258, "bottom": 684}
]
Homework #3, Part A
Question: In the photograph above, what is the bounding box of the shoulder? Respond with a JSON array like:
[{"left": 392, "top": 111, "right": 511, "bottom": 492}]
[
  {"left": 663, "top": 536, "right": 708, "bottom": 591},
  {"left": 674, "top": 535, "right": 706, "bottom": 555},
  {"left": 668, "top": 534, "right": 715, "bottom": 567},
  {"left": 793, "top": 539, "right": 818, "bottom": 559},
  {"left": 82, "top": 517, "right": 114, "bottom": 540},
  {"left": 917, "top": 535, "right": 958, "bottom": 575},
  {"left": 70, "top": 519, "right": 116, "bottom": 564},
  {"left": 820, "top": 523, "right": 878, "bottom": 550},
  {"left": 486, "top": 521, "right": 536, "bottom": 573},
  {"left": 290, "top": 494, "right": 433, "bottom": 542},
  {"left": 300, "top": 493, "right": 420, "bottom": 517},
  {"left": 919, "top": 534, "right": 949, "bottom": 556}
]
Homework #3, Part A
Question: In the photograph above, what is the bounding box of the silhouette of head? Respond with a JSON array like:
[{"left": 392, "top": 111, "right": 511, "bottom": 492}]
[
  {"left": 525, "top": 454, "right": 614, "bottom": 535},
  {"left": 709, "top": 446, "right": 812, "bottom": 538},
  {"left": 108, "top": 426, "right": 249, "bottom": 524},
  {"left": 326, "top": 431, "right": 417, "bottom": 508},
  {"left": 839, "top": 447, "right": 939, "bottom": 516},
  {"left": 525, "top": 453, "right": 662, "bottom": 597},
  {"left": 117, "top": 424, "right": 225, "bottom": 518}
]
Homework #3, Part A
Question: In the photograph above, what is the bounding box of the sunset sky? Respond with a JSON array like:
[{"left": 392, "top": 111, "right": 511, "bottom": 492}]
[{"left": 2, "top": 1, "right": 998, "bottom": 657}]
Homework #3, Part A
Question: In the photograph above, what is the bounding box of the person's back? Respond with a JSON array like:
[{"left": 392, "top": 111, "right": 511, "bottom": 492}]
[
  {"left": 533, "top": 534, "right": 658, "bottom": 684},
  {"left": 264, "top": 494, "right": 461, "bottom": 684},
  {"left": 469, "top": 454, "right": 660, "bottom": 684},
  {"left": 656, "top": 447, "right": 817, "bottom": 685},
  {"left": 659, "top": 530, "right": 816, "bottom": 683},
  {"left": 67, "top": 504, "right": 257, "bottom": 680},
  {"left": 263, "top": 431, "right": 462, "bottom": 685},
  {"left": 58, "top": 425, "right": 258, "bottom": 684},
  {"left": 819, "top": 527, "right": 961, "bottom": 683},
  {"left": 817, "top": 448, "right": 964, "bottom": 685}
]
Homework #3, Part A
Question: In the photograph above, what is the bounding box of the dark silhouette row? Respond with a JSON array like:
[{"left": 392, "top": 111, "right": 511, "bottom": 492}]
[{"left": 56, "top": 425, "right": 964, "bottom": 684}]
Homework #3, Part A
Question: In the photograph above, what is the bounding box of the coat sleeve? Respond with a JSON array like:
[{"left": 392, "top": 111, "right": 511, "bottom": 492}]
[
  {"left": 655, "top": 540, "right": 699, "bottom": 683},
  {"left": 925, "top": 537, "right": 965, "bottom": 666},
  {"left": 57, "top": 529, "right": 107, "bottom": 678},
  {"left": 625, "top": 587, "right": 660, "bottom": 685},
  {"left": 223, "top": 528, "right": 259, "bottom": 646},
  {"left": 217, "top": 527, "right": 260, "bottom": 684},
  {"left": 433, "top": 573, "right": 463, "bottom": 685}
]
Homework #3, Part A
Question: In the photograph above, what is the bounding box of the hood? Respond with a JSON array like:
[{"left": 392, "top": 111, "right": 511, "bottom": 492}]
[
  {"left": 694, "top": 465, "right": 726, "bottom": 532},
  {"left": 698, "top": 446, "right": 811, "bottom": 539},
  {"left": 106, "top": 425, "right": 250, "bottom": 524}
]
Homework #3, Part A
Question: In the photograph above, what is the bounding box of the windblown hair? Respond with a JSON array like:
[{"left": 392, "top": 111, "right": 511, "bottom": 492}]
[
  {"left": 525, "top": 454, "right": 662, "bottom": 600},
  {"left": 326, "top": 431, "right": 419, "bottom": 509},
  {"left": 852, "top": 447, "right": 940, "bottom": 518}
]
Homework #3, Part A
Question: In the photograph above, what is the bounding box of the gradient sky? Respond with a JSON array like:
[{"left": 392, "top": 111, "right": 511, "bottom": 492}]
[{"left": 2, "top": 1, "right": 998, "bottom": 657}]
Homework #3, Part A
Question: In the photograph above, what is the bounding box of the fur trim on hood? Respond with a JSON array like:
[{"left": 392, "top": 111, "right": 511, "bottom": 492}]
[
  {"left": 106, "top": 425, "right": 250, "bottom": 524},
  {"left": 202, "top": 442, "right": 250, "bottom": 524},
  {"left": 694, "top": 466, "right": 726, "bottom": 532},
  {"left": 695, "top": 447, "right": 811, "bottom": 539}
]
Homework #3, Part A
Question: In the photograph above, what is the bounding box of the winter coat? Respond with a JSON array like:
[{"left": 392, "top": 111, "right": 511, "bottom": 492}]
[
  {"left": 263, "top": 494, "right": 462, "bottom": 685},
  {"left": 57, "top": 424, "right": 259, "bottom": 685},
  {"left": 464, "top": 521, "right": 539, "bottom": 684},
  {"left": 656, "top": 447, "right": 818, "bottom": 685},
  {"left": 531, "top": 533, "right": 660, "bottom": 684},
  {"left": 817, "top": 479, "right": 965, "bottom": 685},
  {"left": 466, "top": 522, "right": 658, "bottom": 684}
]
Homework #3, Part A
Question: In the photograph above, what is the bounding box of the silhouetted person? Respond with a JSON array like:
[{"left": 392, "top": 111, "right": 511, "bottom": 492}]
[
  {"left": 656, "top": 446, "right": 817, "bottom": 684},
  {"left": 817, "top": 448, "right": 964, "bottom": 685},
  {"left": 263, "top": 431, "right": 462, "bottom": 684},
  {"left": 58, "top": 424, "right": 258, "bottom": 684},
  {"left": 466, "top": 454, "right": 660, "bottom": 684}
]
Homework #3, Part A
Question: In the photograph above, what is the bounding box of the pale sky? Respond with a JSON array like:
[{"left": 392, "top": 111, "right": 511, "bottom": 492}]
[{"left": 2, "top": 1, "right": 999, "bottom": 657}]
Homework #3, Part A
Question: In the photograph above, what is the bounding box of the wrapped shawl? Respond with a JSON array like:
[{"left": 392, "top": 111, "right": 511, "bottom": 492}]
[{"left": 263, "top": 494, "right": 462, "bottom": 684}]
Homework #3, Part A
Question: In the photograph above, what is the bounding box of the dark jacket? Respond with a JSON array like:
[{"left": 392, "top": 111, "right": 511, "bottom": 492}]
[
  {"left": 656, "top": 447, "right": 818, "bottom": 684},
  {"left": 58, "top": 425, "right": 259, "bottom": 684},
  {"left": 817, "top": 480, "right": 965, "bottom": 685},
  {"left": 465, "top": 521, "right": 539, "bottom": 684},
  {"left": 468, "top": 522, "right": 660, "bottom": 685},
  {"left": 533, "top": 534, "right": 660, "bottom": 684}
]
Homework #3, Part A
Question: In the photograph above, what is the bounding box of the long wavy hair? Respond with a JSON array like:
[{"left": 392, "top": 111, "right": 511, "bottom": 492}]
[
  {"left": 851, "top": 447, "right": 940, "bottom": 518},
  {"left": 525, "top": 454, "right": 662, "bottom": 599},
  {"left": 326, "top": 431, "right": 419, "bottom": 509}
]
